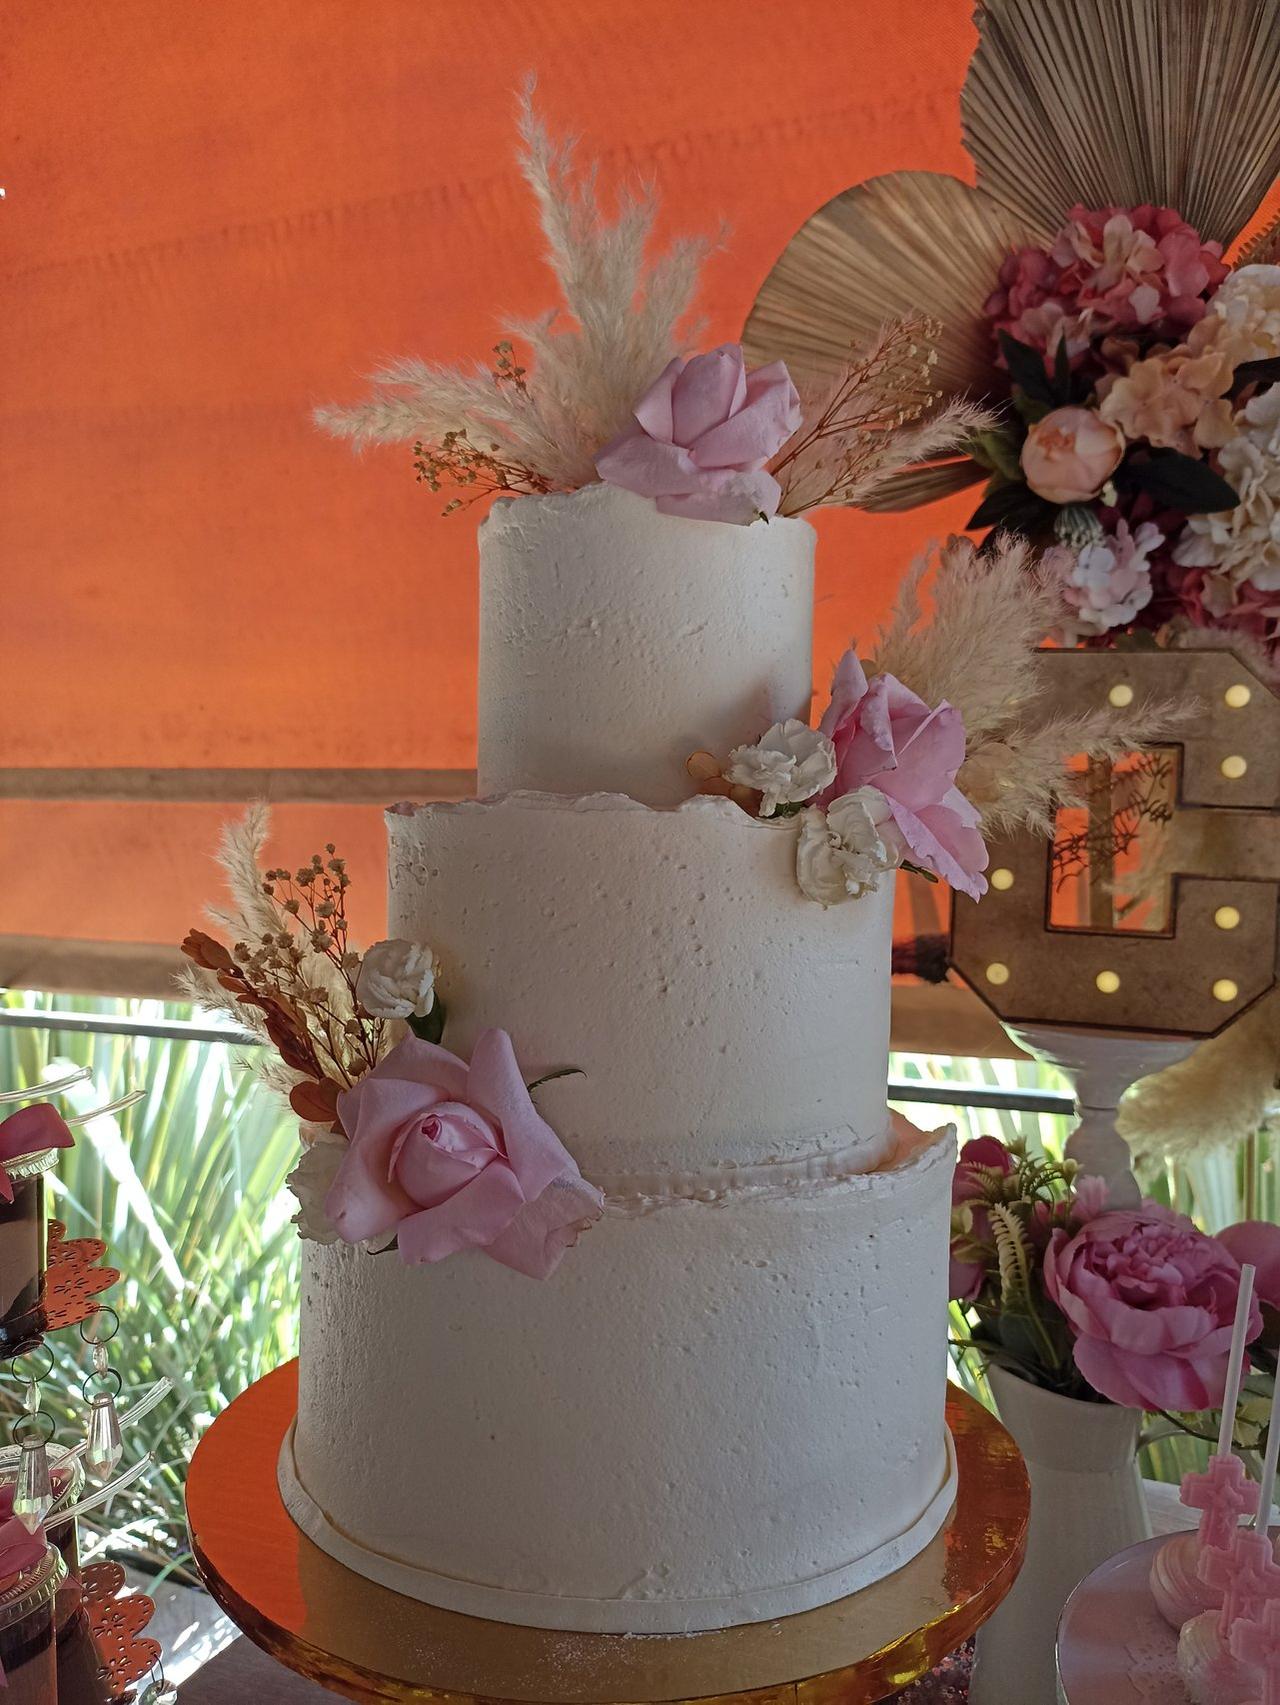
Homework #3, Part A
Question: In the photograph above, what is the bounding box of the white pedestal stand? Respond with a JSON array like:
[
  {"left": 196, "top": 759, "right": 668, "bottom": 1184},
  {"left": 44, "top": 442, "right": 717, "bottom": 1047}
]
[{"left": 1004, "top": 1024, "right": 1196, "bottom": 1208}]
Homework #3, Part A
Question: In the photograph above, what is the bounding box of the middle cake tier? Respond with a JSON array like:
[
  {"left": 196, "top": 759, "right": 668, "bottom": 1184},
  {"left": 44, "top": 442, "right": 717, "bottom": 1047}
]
[{"left": 388, "top": 791, "right": 894, "bottom": 1181}]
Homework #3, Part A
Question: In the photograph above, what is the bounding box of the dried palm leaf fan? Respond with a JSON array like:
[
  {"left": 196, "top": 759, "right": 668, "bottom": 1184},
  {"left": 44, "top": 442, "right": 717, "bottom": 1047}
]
[{"left": 743, "top": 0, "right": 1280, "bottom": 512}]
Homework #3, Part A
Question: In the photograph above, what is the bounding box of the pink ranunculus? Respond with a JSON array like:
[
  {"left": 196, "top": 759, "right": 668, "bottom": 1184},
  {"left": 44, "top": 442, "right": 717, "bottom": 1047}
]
[
  {"left": 1020, "top": 406, "right": 1126, "bottom": 505},
  {"left": 1218, "top": 1221, "right": 1280, "bottom": 1312},
  {"left": 816, "top": 651, "right": 988, "bottom": 900},
  {"left": 949, "top": 1136, "right": 1014, "bottom": 1301},
  {"left": 326, "top": 1031, "right": 603, "bottom": 1279},
  {"left": 594, "top": 344, "right": 802, "bottom": 525},
  {"left": 1043, "top": 1204, "right": 1261, "bottom": 1410}
]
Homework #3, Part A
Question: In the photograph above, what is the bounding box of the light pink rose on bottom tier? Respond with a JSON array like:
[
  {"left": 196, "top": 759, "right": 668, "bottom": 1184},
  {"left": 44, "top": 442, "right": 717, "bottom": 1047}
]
[
  {"left": 1043, "top": 1204, "right": 1261, "bottom": 1410},
  {"left": 327, "top": 1031, "right": 603, "bottom": 1279}
]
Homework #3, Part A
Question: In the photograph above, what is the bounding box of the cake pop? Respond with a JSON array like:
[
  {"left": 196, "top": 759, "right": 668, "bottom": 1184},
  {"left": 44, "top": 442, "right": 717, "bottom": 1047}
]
[
  {"left": 1153, "top": 1264, "right": 1260, "bottom": 1628},
  {"left": 1231, "top": 1595, "right": 1280, "bottom": 1705},
  {"left": 1178, "top": 1353, "right": 1280, "bottom": 1704}
]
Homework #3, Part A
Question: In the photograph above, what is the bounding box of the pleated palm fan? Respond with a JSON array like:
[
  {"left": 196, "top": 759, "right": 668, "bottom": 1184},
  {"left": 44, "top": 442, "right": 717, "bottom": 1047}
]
[{"left": 743, "top": 0, "right": 1280, "bottom": 512}]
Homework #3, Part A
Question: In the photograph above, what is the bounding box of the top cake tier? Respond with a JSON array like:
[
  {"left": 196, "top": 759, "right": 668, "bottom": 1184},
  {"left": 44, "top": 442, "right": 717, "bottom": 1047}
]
[{"left": 477, "top": 485, "right": 817, "bottom": 805}]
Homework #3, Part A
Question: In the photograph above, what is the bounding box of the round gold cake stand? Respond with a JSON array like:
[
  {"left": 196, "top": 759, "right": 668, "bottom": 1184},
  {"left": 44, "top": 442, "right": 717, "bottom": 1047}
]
[{"left": 187, "top": 1361, "right": 1028, "bottom": 1705}]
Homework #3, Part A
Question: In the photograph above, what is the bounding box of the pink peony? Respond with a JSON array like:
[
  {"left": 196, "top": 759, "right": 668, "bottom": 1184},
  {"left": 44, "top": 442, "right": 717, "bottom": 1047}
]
[
  {"left": 327, "top": 1031, "right": 603, "bottom": 1278},
  {"left": 949, "top": 1136, "right": 1013, "bottom": 1301},
  {"left": 1020, "top": 406, "right": 1125, "bottom": 504},
  {"left": 1218, "top": 1221, "right": 1280, "bottom": 1311},
  {"left": 1043, "top": 1204, "right": 1260, "bottom": 1410},
  {"left": 816, "top": 650, "right": 988, "bottom": 900},
  {"left": 594, "top": 344, "right": 801, "bottom": 525}
]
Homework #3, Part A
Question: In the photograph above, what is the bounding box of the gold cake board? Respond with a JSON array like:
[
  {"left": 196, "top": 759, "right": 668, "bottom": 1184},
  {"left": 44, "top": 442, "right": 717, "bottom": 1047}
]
[{"left": 186, "top": 1362, "right": 1028, "bottom": 1705}]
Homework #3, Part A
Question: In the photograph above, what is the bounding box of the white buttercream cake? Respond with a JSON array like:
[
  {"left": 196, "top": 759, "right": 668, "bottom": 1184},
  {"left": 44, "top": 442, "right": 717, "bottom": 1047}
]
[{"left": 280, "top": 483, "right": 957, "bottom": 1633}]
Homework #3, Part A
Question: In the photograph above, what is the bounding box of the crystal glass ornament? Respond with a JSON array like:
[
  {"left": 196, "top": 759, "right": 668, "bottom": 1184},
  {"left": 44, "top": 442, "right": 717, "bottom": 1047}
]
[
  {"left": 11, "top": 1431, "right": 52, "bottom": 1534},
  {"left": 82, "top": 1395, "right": 122, "bottom": 1485}
]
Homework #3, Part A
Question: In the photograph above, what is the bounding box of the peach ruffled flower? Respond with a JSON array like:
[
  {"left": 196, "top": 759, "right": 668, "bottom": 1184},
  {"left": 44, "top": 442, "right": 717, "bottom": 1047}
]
[
  {"left": 1020, "top": 406, "right": 1124, "bottom": 504},
  {"left": 1098, "top": 334, "right": 1236, "bottom": 455}
]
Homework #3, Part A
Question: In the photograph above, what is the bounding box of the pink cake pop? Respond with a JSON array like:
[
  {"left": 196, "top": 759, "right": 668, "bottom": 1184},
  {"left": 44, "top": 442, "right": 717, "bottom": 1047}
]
[
  {"left": 1153, "top": 1263, "right": 1260, "bottom": 1629},
  {"left": 1231, "top": 1596, "right": 1280, "bottom": 1705},
  {"left": 1179, "top": 1353, "right": 1280, "bottom": 1702}
]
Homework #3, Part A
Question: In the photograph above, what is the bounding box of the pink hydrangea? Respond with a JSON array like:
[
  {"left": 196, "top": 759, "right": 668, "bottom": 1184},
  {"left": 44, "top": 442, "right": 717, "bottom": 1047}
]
[
  {"left": 986, "top": 204, "right": 1228, "bottom": 365},
  {"left": 1043, "top": 1203, "right": 1259, "bottom": 1410},
  {"left": 1048, "top": 519, "right": 1164, "bottom": 639},
  {"left": 816, "top": 650, "right": 988, "bottom": 901}
]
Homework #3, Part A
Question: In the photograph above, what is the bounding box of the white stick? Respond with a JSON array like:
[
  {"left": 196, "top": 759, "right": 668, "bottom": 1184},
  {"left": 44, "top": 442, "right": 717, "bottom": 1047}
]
[
  {"left": 1219, "top": 1264, "right": 1257, "bottom": 1459},
  {"left": 1255, "top": 1364, "right": 1280, "bottom": 1534}
]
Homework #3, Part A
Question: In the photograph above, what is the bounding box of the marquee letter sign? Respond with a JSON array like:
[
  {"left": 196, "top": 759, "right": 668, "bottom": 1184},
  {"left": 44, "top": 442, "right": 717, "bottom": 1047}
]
[{"left": 950, "top": 650, "right": 1280, "bottom": 1039}]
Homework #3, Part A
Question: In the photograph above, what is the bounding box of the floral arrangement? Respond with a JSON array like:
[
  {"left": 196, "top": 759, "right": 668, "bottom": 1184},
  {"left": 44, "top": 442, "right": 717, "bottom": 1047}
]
[
  {"left": 972, "top": 219, "right": 1280, "bottom": 656},
  {"left": 688, "top": 532, "right": 1182, "bottom": 905},
  {"left": 949, "top": 1135, "right": 1279, "bottom": 1414},
  {"left": 316, "top": 94, "right": 985, "bottom": 528},
  {"left": 179, "top": 807, "right": 601, "bottom": 1279}
]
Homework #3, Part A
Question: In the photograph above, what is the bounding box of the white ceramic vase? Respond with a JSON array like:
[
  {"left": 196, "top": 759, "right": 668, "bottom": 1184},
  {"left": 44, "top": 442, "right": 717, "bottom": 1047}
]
[{"left": 970, "top": 1365, "right": 1152, "bottom": 1705}]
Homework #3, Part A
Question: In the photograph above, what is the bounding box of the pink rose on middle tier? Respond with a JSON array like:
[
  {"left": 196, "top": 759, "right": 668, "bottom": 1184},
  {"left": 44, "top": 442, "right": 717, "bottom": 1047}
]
[
  {"left": 816, "top": 650, "right": 988, "bottom": 900},
  {"left": 1043, "top": 1203, "right": 1260, "bottom": 1410},
  {"left": 1020, "top": 406, "right": 1125, "bottom": 504}
]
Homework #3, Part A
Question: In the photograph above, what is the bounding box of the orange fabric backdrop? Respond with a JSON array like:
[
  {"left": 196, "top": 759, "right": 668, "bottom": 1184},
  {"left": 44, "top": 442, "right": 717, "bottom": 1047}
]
[{"left": 3, "top": 0, "right": 980, "bottom": 953}]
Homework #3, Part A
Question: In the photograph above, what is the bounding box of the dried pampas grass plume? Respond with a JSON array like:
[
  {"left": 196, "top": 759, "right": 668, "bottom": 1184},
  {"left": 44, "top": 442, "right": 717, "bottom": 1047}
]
[
  {"left": 870, "top": 533, "right": 1191, "bottom": 837},
  {"left": 1119, "top": 990, "right": 1280, "bottom": 1166},
  {"left": 314, "top": 85, "right": 709, "bottom": 497}
]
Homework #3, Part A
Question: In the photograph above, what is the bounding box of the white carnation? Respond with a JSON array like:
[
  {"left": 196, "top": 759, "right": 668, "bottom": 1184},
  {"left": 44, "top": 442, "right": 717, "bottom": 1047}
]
[
  {"left": 356, "top": 938, "right": 438, "bottom": 1020},
  {"left": 1174, "top": 386, "right": 1280, "bottom": 591},
  {"left": 287, "top": 1126, "right": 347, "bottom": 1244},
  {"left": 795, "top": 789, "right": 900, "bottom": 906},
  {"left": 1206, "top": 265, "right": 1280, "bottom": 367},
  {"left": 724, "top": 719, "right": 837, "bottom": 817}
]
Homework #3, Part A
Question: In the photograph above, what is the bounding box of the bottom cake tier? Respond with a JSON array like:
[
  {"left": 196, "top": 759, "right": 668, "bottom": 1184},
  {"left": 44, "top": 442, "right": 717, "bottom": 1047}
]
[{"left": 281, "top": 1116, "right": 957, "bottom": 1634}]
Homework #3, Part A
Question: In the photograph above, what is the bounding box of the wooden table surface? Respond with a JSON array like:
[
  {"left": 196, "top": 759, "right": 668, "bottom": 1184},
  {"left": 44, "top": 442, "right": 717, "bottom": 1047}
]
[{"left": 179, "top": 1637, "right": 339, "bottom": 1701}]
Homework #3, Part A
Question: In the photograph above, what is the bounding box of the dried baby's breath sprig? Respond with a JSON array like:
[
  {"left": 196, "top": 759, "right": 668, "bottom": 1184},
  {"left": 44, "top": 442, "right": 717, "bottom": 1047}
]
[
  {"left": 179, "top": 808, "right": 391, "bottom": 1122},
  {"left": 316, "top": 88, "right": 709, "bottom": 500},
  {"left": 771, "top": 317, "right": 995, "bottom": 516}
]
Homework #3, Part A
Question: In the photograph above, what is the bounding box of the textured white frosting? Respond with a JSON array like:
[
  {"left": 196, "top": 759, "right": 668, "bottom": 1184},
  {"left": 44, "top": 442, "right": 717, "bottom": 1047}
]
[
  {"left": 284, "top": 1118, "right": 957, "bottom": 1633},
  {"left": 387, "top": 791, "right": 895, "bottom": 1178},
  {"left": 477, "top": 486, "right": 816, "bottom": 804}
]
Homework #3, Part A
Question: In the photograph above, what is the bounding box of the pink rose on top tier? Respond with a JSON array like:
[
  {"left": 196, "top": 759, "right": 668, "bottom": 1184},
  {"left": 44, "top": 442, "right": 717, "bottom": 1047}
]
[
  {"left": 326, "top": 1030, "right": 603, "bottom": 1279},
  {"left": 1043, "top": 1204, "right": 1261, "bottom": 1410},
  {"left": 1020, "top": 407, "right": 1125, "bottom": 504},
  {"left": 816, "top": 649, "right": 988, "bottom": 901},
  {"left": 595, "top": 344, "right": 801, "bottom": 524}
]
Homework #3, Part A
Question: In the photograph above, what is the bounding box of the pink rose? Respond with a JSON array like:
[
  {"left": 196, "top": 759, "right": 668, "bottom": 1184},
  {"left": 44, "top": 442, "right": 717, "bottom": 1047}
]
[
  {"left": 816, "top": 651, "right": 988, "bottom": 900},
  {"left": 594, "top": 344, "right": 801, "bottom": 525},
  {"left": 1218, "top": 1221, "right": 1280, "bottom": 1312},
  {"left": 327, "top": 1031, "right": 604, "bottom": 1279},
  {"left": 1043, "top": 1204, "right": 1261, "bottom": 1410},
  {"left": 1020, "top": 406, "right": 1125, "bottom": 504},
  {"left": 949, "top": 1136, "right": 1014, "bottom": 1301}
]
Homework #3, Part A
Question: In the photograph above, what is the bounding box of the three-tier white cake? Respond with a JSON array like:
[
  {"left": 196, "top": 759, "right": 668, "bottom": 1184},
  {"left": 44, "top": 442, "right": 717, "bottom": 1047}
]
[{"left": 279, "top": 483, "right": 957, "bottom": 1634}]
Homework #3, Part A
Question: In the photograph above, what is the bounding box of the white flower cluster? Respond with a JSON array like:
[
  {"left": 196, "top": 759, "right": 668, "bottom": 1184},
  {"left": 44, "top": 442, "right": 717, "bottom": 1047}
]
[
  {"left": 287, "top": 1125, "right": 346, "bottom": 1244},
  {"left": 724, "top": 719, "right": 837, "bottom": 817},
  {"left": 356, "top": 938, "right": 438, "bottom": 1020},
  {"left": 794, "top": 788, "right": 901, "bottom": 906},
  {"left": 1175, "top": 386, "right": 1280, "bottom": 595},
  {"left": 1205, "top": 264, "right": 1280, "bottom": 367}
]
